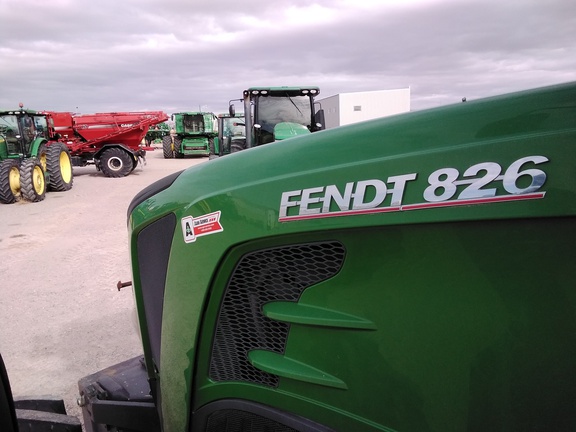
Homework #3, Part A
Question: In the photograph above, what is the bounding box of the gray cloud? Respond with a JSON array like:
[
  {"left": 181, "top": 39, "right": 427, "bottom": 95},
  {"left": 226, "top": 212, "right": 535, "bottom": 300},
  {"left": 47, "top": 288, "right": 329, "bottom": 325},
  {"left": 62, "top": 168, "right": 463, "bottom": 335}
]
[{"left": 1, "top": 0, "right": 574, "bottom": 115}]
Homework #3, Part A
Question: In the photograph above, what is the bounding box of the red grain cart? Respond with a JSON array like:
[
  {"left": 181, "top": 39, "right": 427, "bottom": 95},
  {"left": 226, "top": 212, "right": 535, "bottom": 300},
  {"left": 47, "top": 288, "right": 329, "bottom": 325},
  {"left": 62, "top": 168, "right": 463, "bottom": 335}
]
[{"left": 47, "top": 111, "right": 168, "bottom": 177}]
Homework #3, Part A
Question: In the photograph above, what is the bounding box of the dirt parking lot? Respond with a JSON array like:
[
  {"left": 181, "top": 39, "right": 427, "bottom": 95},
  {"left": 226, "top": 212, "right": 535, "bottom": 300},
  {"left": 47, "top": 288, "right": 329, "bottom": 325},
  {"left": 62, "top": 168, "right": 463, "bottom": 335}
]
[{"left": 0, "top": 149, "right": 208, "bottom": 422}]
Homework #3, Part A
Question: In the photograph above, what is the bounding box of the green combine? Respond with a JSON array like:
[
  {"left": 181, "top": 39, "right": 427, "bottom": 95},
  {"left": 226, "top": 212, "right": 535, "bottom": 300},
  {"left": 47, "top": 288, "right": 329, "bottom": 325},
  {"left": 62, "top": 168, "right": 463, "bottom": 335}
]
[{"left": 162, "top": 112, "right": 217, "bottom": 158}]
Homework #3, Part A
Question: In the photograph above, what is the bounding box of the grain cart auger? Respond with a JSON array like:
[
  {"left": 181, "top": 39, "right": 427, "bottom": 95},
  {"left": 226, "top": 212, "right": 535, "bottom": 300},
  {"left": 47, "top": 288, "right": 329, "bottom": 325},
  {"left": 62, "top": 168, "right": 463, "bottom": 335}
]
[
  {"left": 162, "top": 112, "right": 217, "bottom": 158},
  {"left": 0, "top": 104, "right": 73, "bottom": 204},
  {"left": 227, "top": 86, "right": 325, "bottom": 152},
  {"left": 74, "top": 81, "right": 576, "bottom": 431},
  {"left": 49, "top": 111, "right": 169, "bottom": 177}
]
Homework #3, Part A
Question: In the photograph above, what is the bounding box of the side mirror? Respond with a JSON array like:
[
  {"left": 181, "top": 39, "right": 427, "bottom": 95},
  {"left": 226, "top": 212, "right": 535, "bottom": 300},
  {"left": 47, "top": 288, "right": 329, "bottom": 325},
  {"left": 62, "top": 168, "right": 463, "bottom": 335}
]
[
  {"left": 314, "top": 109, "right": 326, "bottom": 131},
  {"left": 229, "top": 104, "right": 236, "bottom": 117}
]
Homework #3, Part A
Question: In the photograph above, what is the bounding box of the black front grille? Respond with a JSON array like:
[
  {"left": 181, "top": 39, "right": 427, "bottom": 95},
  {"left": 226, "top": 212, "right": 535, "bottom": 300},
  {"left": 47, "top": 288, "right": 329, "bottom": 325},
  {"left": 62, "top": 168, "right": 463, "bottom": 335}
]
[
  {"left": 209, "top": 241, "right": 346, "bottom": 387},
  {"left": 205, "top": 409, "right": 299, "bottom": 432}
]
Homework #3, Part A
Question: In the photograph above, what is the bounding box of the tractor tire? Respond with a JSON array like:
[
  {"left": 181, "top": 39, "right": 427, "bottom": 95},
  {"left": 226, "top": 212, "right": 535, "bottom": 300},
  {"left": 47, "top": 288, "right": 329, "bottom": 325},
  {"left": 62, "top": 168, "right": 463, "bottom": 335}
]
[
  {"left": 36, "top": 143, "right": 48, "bottom": 172},
  {"left": 20, "top": 158, "right": 46, "bottom": 202},
  {"left": 47, "top": 143, "right": 74, "bottom": 191},
  {"left": 208, "top": 137, "right": 219, "bottom": 160},
  {"left": 173, "top": 137, "right": 184, "bottom": 158},
  {"left": 230, "top": 140, "right": 246, "bottom": 153},
  {"left": 99, "top": 148, "right": 133, "bottom": 178},
  {"left": 162, "top": 135, "right": 173, "bottom": 159},
  {"left": 0, "top": 159, "right": 21, "bottom": 204}
]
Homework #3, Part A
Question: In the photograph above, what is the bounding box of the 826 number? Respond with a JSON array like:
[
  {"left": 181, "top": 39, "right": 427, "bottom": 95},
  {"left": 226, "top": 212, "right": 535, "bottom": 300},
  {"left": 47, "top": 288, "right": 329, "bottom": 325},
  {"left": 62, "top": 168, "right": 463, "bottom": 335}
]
[{"left": 423, "top": 156, "right": 548, "bottom": 202}]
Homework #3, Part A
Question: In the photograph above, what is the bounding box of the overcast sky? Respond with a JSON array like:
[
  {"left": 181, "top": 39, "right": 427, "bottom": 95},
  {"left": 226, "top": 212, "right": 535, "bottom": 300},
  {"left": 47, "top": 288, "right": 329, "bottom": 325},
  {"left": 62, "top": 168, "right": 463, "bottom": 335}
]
[{"left": 1, "top": 0, "right": 575, "bottom": 115}]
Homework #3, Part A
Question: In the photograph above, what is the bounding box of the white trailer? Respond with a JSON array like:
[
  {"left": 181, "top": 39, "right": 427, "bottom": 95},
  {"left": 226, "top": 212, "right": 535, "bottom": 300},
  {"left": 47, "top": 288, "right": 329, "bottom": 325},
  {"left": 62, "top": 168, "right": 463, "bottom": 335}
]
[{"left": 318, "top": 87, "right": 410, "bottom": 129}]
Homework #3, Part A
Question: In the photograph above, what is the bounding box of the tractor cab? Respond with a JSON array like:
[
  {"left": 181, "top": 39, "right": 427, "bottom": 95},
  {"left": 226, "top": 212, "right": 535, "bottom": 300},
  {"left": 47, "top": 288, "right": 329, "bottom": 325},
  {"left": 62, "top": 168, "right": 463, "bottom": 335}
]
[
  {"left": 229, "top": 86, "right": 325, "bottom": 149},
  {"left": 0, "top": 106, "right": 48, "bottom": 158},
  {"left": 214, "top": 113, "right": 246, "bottom": 156}
]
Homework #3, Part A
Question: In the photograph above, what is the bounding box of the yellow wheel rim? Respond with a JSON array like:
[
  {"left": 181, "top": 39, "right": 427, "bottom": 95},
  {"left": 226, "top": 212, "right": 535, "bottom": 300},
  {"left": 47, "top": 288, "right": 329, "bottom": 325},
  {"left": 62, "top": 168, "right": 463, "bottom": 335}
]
[
  {"left": 39, "top": 153, "right": 47, "bottom": 171},
  {"left": 60, "top": 152, "right": 73, "bottom": 183},
  {"left": 8, "top": 166, "right": 20, "bottom": 195},
  {"left": 32, "top": 165, "right": 45, "bottom": 195}
]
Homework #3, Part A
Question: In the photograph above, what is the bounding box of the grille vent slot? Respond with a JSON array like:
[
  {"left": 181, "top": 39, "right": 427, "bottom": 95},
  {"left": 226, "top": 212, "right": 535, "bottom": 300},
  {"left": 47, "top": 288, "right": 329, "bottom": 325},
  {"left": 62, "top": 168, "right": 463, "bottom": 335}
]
[
  {"left": 209, "top": 241, "right": 345, "bottom": 387},
  {"left": 205, "top": 409, "right": 299, "bottom": 432}
]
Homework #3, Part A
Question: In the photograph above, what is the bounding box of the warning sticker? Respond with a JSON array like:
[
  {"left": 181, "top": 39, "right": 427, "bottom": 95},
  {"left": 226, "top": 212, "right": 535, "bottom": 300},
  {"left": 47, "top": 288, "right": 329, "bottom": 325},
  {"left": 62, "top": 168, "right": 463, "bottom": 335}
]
[{"left": 181, "top": 211, "right": 223, "bottom": 243}]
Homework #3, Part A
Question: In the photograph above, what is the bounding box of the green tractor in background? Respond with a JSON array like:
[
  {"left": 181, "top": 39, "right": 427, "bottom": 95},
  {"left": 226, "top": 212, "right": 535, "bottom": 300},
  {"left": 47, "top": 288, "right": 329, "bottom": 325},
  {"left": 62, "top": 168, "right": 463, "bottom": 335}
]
[
  {"left": 144, "top": 122, "right": 170, "bottom": 146},
  {"left": 228, "top": 86, "right": 325, "bottom": 151},
  {"left": 162, "top": 112, "right": 217, "bottom": 158},
  {"left": 210, "top": 113, "right": 246, "bottom": 159},
  {"left": 0, "top": 105, "right": 73, "bottom": 204}
]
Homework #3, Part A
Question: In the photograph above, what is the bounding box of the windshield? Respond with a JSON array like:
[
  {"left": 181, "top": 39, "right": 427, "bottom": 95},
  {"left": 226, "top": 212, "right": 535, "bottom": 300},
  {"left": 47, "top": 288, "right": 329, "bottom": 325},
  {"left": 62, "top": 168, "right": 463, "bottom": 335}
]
[
  {"left": 32, "top": 115, "right": 48, "bottom": 138},
  {"left": 222, "top": 117, "right": 245, "bottom": 138},
  {"left": 256, "top": 95, "right": 312, "bottom": 134},
  {"left": 182, "top": 114, "right": 205, "bottom": 133},
  {"left": 0, "top": 115, "right": 19, "bottom": 137}
]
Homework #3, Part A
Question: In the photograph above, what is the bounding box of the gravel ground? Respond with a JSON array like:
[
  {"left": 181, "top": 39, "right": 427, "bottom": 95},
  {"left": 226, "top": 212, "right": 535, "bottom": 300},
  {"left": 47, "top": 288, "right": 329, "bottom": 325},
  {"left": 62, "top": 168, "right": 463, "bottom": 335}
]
[{"left": 0, "top": 149, "right": 208, "bottom": 424}]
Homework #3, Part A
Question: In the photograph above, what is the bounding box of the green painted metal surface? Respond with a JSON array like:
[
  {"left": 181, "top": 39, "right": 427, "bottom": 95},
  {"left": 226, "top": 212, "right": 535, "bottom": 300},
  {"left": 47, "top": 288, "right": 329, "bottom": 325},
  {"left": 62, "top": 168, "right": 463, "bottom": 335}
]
[
  {"left": 273, "top": 122, "right": 311, "bottom": 140},
  {"left": 129, "top": 81, "right": 576, "bottom": 431}
]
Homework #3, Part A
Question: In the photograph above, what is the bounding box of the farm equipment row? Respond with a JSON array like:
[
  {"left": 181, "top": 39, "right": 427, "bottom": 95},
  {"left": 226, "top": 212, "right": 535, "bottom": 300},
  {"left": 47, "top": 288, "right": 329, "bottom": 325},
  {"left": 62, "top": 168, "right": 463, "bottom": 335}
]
[
  {"left": 1, "top": 84, "right": 328, "bottom": 204},
  {"left": 0, "top": 106, "right": 167, "bottom": 204},
  {"left": 161, "top": 86, "right": 326, "bottom": 160}
]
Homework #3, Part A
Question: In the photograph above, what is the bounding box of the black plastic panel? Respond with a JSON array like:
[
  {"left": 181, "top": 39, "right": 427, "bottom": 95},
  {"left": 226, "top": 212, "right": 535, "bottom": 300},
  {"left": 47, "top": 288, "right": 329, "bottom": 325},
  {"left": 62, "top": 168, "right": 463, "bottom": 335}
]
[
  {"left": 137, "top": 213, "right": 177, "bottom": 368},
  {"left": 193, "top": 399, "right": 334, "bottom": 432}
]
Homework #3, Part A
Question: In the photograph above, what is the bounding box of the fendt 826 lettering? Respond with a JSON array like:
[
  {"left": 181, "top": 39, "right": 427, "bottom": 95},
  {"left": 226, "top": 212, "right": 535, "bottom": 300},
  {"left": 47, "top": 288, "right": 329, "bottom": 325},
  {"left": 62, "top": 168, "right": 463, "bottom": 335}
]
[{"left": 2, "top": 81, "right": 575, "bottom": 432}]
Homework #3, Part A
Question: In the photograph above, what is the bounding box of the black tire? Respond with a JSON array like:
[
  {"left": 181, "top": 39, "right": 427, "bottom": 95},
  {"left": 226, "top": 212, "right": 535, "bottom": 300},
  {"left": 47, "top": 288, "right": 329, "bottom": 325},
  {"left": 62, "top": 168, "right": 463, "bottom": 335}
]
[
  {"left": 20, "top": 158, "right": 46, "bottom": 202},
  {"left": 47, "top": 143, "right": 74, "bottom": 191},
  {"left": 230, "top": 139, "right": 247, "bottom": 154},
  {"left": 173, "top": 137, "right": 184, "bottom": 158},
  {"left": 0, "top": 159, "right": 21, "bottom": 204},
  {"left": 208, "top": 138, "right": 219, "bottom": 160},
  {"left": 0, "top": 353, "right": 18, "bottom": 432},
  {"left": 162, "top": 135, "right": 173, "bottom": 159},
  {"left": 99, "top": 148, "right": 133, "bottom": 177}
]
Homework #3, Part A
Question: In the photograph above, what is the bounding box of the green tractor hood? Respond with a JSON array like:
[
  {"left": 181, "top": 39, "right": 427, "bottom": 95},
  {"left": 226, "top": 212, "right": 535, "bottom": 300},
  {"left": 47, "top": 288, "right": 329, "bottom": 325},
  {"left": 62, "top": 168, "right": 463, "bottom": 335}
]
[
  {"left": 273, "top": 122, "right": 311, "bottom": 141},
  {"left": 125, "top": 81, "right": 576, "bottom": 432}
]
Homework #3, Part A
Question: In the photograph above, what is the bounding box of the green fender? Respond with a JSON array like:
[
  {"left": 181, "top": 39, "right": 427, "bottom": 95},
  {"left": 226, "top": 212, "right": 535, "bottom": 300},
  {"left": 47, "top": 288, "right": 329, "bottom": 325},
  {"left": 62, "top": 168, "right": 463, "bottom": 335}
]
[
  {"left": 30, "top": 138, "right": 48, "bottom": 158},
  {"left": 0, "top": 137, "right": 7, "bottom": 160}
]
